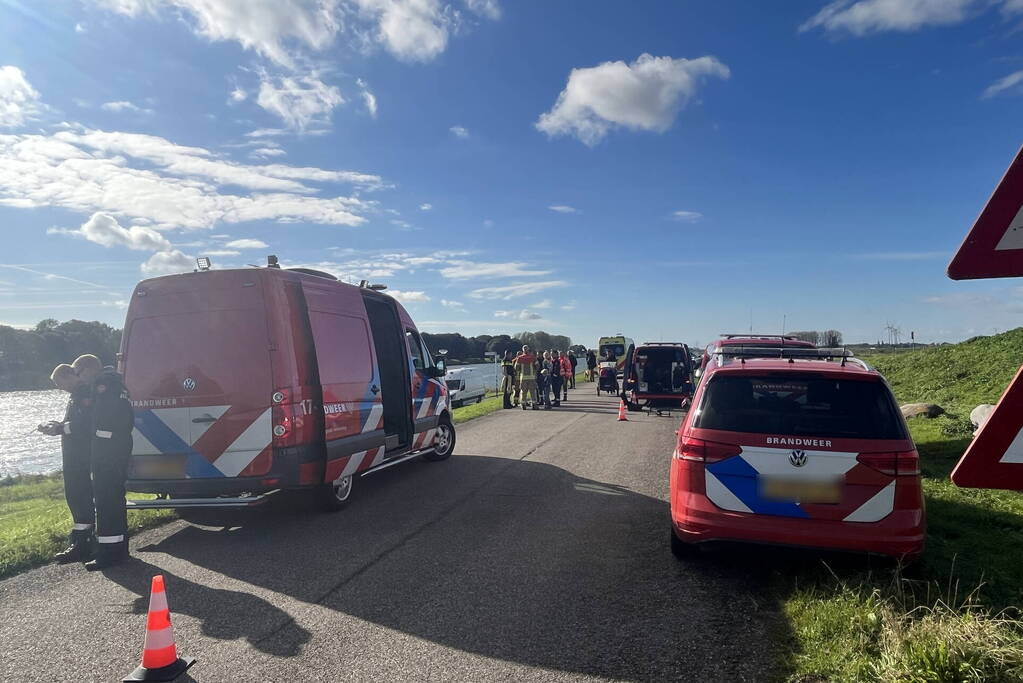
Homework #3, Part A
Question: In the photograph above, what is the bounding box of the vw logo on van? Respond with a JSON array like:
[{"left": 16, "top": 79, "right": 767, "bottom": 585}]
[
  {"left": 789, "top": 450, "right": 808, "bottom": 468},
  {"left": 183, "top": 378, "right": 197, "bottom": 392}
]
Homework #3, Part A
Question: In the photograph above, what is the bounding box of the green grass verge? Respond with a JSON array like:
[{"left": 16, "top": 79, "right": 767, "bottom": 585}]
[
  {"left": 779, "top": 330, "right": 1023, "bottom": 681},
  {"left": 0, "top": 474, "right": 175, "bottom": 579}
]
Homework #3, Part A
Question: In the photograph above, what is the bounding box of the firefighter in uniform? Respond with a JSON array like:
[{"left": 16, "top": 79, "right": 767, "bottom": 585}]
[
  {"left": 514, "top": 345, "right": 539, "bottom": 410},
  {"left": 501, "top": 350, "right": 517, "bottom": 409},
  {"left": 38, "top": 364, "right": 97, "bottom": 563},
  {"left": 73, "top": 354, "right": 135, "bottom": 569}
]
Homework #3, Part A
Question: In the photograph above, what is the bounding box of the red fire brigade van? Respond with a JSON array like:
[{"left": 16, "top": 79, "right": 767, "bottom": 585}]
[{"left": 120, "top": 261, "right": 453, "bottom": 512}]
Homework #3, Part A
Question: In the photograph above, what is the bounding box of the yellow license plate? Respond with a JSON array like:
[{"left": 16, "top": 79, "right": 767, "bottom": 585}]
[
  {"left": 131, "top": 457, "right": 185, "bottom": 478},
  {"left": 760, "top": 478, "right": 841, "bottom": 504}
]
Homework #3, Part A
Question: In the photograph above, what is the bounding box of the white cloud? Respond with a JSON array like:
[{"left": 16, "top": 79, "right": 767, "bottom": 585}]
[
  {"left": 536, "top": 54, "right": 730, "bottom": 146},
  {"left": 204, "top": 249, "right": 241, "bottom": 256},
  {"left": 799, "top": 0, "right": 1023, "bottom": 35},
  {"left": 560, "top": 300, "right": 576, "bottom": 311},
  {"left": 357, "top": 78, "right": 378, "bottom": 117},
  {"left": 101, "top": 100, "right": 153, "bottom": 114},
  {"left": 0, "top": 66, "right": 41, "bottom": 128},
  {"left": 419, "top": 202, "right": 433, "bottom": 211},
  {"left": 75, "top": 22, "right": 87, "bottom": 33},
  {"left": 440, "top": 261, "right": 552, "bottom": 279},
  {"left": 142, "top": 249, "right": 195, "bottom": 276},
  {"left": 0, "top": 128, "right": 382, "bottom": 230},
  {"left": 530, "top": 299, "right": 552, "bottom": 309},
  {"left": 494, "top": 309, "right": 542, "bottom": 321},
  {"left": 671, "top": 210, "right": 703, "bottom": 223},
  {"left": 93, "top": 0, "right": 343, "bottom": 69},
  {"left": 69, "top": 212, "right": 172, "bottom": 251},
  {"left": 440, "top": 299, "right": 464, "bottom": 309},
  {"left": 388, "top": 289, "right": 430, "bottom": 303},
  {"left": 469, "top": 280, "right": 568, "bottom": 300},
  {"left": 464, "top": 0, "right": 500, "bottom": 20},
  {"left": 229, "top": 87, "right": 248, "bottom": 102},
  {"left": 348, "top": 0, "right": 451, "bottom": 62},
  {"left": 249, "top": 146, "right": 287, "bottom": 159},
  {"left": 450, "top": 125, "right": 469, "bottom": 138},
  {"left": 225, "top": 238, "right": 269, "bottom": 249},
  {"left": 983, "top": 70, "right": 1023, "bottom": 99},
  {"left": 257, "top": 73, "right": 344, "bottom": 131},
  {"left": 548, "top": 205, "right": 578, "bottom": 214}
]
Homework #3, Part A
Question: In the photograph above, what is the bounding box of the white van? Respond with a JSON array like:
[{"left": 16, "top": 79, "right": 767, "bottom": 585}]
[{"left": 445, "top": 368, "right": 487, "bottom": 407}]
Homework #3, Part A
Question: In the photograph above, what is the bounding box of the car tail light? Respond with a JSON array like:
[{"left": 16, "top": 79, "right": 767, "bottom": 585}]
[
  {"left": 856, "top": 450, "right": 920, "bottom": 476},
  {"left": 677, "top": 437, "right": 742, "bottom": 463}
]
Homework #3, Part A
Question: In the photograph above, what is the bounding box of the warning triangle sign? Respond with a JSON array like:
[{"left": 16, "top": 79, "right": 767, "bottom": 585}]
[
  {"left": 951, "top": 364, "right": 1023, "bottom": 490},
  {"left": 947, "top": 145, "right": 1023, "bottom": 280}
]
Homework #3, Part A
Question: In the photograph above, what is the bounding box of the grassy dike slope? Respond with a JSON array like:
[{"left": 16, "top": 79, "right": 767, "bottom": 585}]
[
  {"left": 781, "top": 330, "right": 1023, "bottom": 681},
  {"left": 0, "top": 389, "right": 513, "bottom": 580}
]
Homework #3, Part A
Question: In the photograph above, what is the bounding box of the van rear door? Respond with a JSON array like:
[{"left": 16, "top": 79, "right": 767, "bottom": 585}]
[{"left": 125, "top": 274, "right": 273, "bottom": 481}]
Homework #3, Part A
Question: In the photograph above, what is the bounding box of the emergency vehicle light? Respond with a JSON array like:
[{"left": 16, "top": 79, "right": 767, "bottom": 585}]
[{"left": 196, "top": 256, "right": 211, "bottom": 271}]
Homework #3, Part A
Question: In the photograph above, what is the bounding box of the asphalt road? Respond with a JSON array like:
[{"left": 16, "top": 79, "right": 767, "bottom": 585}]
[{"left": 0, "top": 385, "right": 783, "bottom": 682}]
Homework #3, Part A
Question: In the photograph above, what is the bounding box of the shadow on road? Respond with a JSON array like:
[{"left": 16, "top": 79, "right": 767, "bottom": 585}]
[
  {"left": 137, "top": 453, "right": 797, "bottom": 681},
  {"left": 100, "top": 557, "right": 311, "bottom": 658}
]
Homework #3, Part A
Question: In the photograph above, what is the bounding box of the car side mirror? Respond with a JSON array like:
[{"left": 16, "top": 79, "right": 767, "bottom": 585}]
[
  {"left": 433, "top": 358, "right": 446, "bottom": 376},
  {"left": 693, "top": 369, "right": 702, "bottom": 379}
]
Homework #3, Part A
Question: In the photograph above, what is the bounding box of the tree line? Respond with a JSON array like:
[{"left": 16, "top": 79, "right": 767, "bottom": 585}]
[
  {"left": 0, "top": 320, "right": 121, "bottom": 390},
  {"left": 420, "top": 331, "right": 577, "bottom": 363},
  {"left": 787, "top": 330, "right": 843, "bottom": 347}
]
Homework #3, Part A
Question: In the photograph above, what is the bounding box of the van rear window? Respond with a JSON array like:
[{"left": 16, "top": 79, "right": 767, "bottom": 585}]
[{"left": 693, "top": 375, "right": 906, "bottom": 440}]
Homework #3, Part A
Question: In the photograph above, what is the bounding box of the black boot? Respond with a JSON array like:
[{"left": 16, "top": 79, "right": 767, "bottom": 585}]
[
  {"left": 503, "top": 394, "right": 513, "bottom": 409},
  {"left": 85, "top": 541, "right": 129, "bottom": 570},
  {"left": 53, "top": 530, "right": 94, "bottom": 564}
]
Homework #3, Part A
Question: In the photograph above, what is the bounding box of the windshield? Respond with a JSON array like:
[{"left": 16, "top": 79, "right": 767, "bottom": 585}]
[
  {"left": 600, "top": 344, "right": 625, "bottom": 357},
  {"left": 694, "top": 374, "right": 906, "bottom": 440}
]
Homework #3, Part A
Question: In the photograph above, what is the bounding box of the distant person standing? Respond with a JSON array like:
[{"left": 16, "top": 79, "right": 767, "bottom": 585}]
[
  {"left": 515, "top": 345, "right": 538, "bottom": 410},
  {"left": 549, "top": 351, "right": 564, "bottom": 407},
  {"left": 73, "top": 354, "right": 135, "bottom": 569},
  {"left": 501, "top": 350, "right": 517, "bottom": 409},
  {"left": 586, "top": 349, "right": 597, "bottom": 381},
  {"left": 37, "top": 364, "right": 96, "bottom": 564},
  {"left": 539, "top": 351, "right": 554, "bottom": 409},
  {"left": 567, "top": 351, "right": 578, "bottom": 389},
  {"left": 559, "top": 351, "right": 573, "bottom": 400}
]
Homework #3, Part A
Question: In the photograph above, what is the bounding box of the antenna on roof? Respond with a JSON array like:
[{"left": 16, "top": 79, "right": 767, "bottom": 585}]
[{"left": 267, "top": 255, "right": 280, "bottom": 269}]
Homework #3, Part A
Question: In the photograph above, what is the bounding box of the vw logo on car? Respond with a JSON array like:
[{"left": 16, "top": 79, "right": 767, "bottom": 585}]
[
  {"left": 183, "top": 377, "right": 197, "bottom": 392},
  {"left": 789, "top": 449, "right": 807, "bottom": 468}
]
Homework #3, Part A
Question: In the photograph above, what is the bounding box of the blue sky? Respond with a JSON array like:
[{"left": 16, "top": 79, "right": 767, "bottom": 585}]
[{"left": 0, "top": 0, "right": 1022, "bottom": 348}]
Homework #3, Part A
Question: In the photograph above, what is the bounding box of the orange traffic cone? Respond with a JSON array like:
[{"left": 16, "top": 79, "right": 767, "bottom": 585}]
[
  {"left": 617, "top": 399, "right": 629, "bottom": 421},
  {"left": 123, "top": 575, "right": 195, "bottom": 682}
]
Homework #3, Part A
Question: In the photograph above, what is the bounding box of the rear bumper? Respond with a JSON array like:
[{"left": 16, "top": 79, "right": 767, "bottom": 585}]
[
  {"left": 672, "top": 494, "right": 925, "bottom": 559},
  {"left": 126, "top": 492, "right": 276, "bottom": 510}
]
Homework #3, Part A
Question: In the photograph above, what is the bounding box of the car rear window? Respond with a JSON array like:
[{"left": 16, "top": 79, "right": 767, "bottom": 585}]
[{"left": 693, "top": 374, "right": 906, "bottom": 439}]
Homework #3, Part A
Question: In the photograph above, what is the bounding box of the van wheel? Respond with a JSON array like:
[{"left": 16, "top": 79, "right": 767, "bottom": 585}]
[
  {"left": 476, "top": 396, "right": 483, "bottom": 404},
  {"left": 422, "top": 415, "right": 455, "bottom": 461},
  {"left": 316, "top": 475, "right": 354, "bottom": 512}
]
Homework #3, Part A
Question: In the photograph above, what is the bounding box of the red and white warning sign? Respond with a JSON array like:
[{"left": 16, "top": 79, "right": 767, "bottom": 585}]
[
  {"left": 951, "top": 365, "right": 1023, "bottom": 490},
  {"left": 947, "top": 145, "right": 1023, "bottom": 280}
]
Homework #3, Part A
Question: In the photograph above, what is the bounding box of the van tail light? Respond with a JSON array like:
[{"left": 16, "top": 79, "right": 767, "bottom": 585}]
[
  {"left": 271, "top": 390, "right": 315, "bottom": 447},
  {"left": 677, "top": 437, "right": 742, "bottom": 463},
  {"left": 856, "top": 450, "right": 920, "bottom": 476}
]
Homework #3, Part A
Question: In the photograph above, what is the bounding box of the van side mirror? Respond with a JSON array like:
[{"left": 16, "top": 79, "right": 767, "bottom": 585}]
[{"left": 433, "top": 358, "right": 446, "bottom": 376}]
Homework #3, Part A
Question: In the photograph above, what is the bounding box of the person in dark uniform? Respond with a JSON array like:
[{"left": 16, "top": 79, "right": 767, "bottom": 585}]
[
  {"left": 73, "top": 354, "right": 135, "bottom": 570},
  {"left": 38, "top": 364, "right": 96, "bottom": 563},
  {"left": 500, "top": 350, "right": 517, "bottom": 409}
]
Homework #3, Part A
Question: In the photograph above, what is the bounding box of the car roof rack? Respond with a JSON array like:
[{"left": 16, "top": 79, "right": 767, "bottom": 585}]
[
  {"left": 712, "top": 346, "right": 871, "bottom": 371},
  {"left": 641, "top": 342, "right": 685, "bottom": 346}
]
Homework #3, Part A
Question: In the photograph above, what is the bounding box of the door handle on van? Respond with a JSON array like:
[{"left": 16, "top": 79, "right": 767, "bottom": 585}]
[
  {"left": 370, "top": 384, "right": 380, "bottom": 395},
  {"left": 192, "top": 416, "right": 218, "bottom": 423}
]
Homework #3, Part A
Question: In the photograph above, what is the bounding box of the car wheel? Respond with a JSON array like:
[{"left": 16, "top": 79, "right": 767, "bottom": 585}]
[
  {"left": 670, "top": 525, "right": 695, "bottom": 560},
  {"left": 316, "top": 475, "right": 354, "bottom": 512},
  {"left": 422, "top": 415, "right": 455, "bottom": 462}
]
